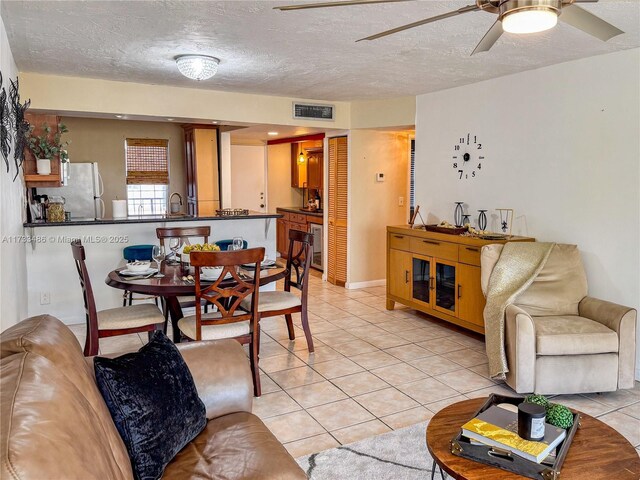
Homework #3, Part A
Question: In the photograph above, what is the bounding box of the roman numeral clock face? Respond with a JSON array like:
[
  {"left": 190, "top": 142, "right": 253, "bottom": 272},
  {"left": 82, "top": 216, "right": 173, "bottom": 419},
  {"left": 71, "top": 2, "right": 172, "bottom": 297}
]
[{"left": 452, "top": 133, "right": 484, "bottom": 180}]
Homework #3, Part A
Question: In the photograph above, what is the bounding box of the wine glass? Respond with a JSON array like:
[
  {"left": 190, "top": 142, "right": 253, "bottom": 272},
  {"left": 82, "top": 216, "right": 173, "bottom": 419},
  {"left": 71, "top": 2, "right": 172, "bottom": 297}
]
[
  {"left": 169, "top": 238, "right": 182, "bottom": 265},
  {"left": 152, "top": 245, "right": 165, "bottom": 276},
  {"left": 232, "top": 236, "right": 244, "bottom": 251}
]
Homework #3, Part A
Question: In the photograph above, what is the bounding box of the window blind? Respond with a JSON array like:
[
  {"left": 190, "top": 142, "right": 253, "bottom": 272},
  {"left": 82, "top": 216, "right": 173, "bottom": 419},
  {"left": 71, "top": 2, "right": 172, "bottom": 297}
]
[
  {"left": 409, "top": 138, "right": 415, "bottom": 220},
  {"left": 125, "top": 138, "right": 169, "bottom": 185}
]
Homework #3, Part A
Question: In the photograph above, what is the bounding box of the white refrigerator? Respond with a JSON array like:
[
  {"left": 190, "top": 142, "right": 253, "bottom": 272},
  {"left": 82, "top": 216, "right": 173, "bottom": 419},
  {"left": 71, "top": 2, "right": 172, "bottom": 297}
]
[{"left": 38, "top": 162, "right": 105, "bottom": 219}]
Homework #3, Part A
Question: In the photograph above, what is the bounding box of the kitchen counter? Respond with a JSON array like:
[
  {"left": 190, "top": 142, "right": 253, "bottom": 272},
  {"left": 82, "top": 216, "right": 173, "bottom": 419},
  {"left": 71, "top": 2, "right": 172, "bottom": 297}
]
[
  {"left": 24, "top": 212, "right": 281, "bottom": 228},
  {"left": 276, "top": 207, "right": 323, "bottom": 218},
  {"left": 23, "top": 214, "right": 279, "bottom": 325}
]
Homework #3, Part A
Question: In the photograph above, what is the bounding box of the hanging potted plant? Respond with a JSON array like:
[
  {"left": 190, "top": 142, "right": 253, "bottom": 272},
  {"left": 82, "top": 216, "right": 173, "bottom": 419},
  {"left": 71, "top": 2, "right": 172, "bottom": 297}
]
[{"left": 26, "top": 122, "right": 70, "bottom": 175}]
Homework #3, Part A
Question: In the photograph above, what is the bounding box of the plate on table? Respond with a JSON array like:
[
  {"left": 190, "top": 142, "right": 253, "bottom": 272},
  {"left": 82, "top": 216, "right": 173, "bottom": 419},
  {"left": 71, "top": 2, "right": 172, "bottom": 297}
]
[
  {"left": 119, "top": 267, "right": 158, "bottom": 276},
  {"left": 201, "top": 267, "right": 232, "bottom": 281},
  {"left": 241, "top": 259, "right": 276, "bottom": 269}
]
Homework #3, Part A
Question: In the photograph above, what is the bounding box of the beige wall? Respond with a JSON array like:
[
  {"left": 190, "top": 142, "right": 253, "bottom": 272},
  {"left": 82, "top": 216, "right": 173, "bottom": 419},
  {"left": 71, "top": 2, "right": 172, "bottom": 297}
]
[
  {"left": 348, "top": 130, "right": 411, "bottom": 285},
  {"left": 21, "top": 72, "right": 351, "bottom": 129},
  {"left": 350, "top": 96, "right": 416, "bottom": 129},
  {"left": 267, "top": 144, "right": 302, "bottom": 213},
  {"left": 61, "top": 117, "right": 186, "bottom": 218}
]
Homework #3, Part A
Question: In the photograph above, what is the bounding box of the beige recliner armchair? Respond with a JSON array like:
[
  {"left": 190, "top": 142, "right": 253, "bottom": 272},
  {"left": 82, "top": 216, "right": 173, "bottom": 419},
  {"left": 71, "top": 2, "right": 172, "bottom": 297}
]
[{"left": 481, "top": 243, "right": 637, "bottom": 394}]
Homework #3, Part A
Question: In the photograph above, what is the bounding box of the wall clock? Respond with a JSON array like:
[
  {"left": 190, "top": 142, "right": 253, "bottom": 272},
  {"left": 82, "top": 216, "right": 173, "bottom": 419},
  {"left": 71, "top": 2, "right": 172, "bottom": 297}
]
[{"left": 452, "top": 133, "right": 484, "bottom": 180}]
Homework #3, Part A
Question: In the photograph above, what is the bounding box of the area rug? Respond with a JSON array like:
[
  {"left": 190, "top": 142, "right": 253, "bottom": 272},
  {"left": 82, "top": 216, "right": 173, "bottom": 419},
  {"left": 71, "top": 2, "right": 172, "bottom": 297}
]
[{"left": 296, "top": 421, "right": 444, "bottom": 480}]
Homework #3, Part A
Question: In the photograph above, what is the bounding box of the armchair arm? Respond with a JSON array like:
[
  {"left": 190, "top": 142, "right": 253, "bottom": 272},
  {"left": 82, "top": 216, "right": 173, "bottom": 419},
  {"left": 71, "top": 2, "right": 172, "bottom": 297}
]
[
  {"left": 504, "top": 304, "right": 537, "bottom": 393},
  {"left": 579, "top": 296, "right": 637, "bottom": 389},
  {"left": 177, "top": 339, "right": 253, "bottom": 419}
]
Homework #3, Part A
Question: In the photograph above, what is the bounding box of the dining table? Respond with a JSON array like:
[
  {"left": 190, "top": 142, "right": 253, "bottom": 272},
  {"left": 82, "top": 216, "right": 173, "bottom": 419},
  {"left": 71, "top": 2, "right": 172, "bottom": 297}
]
[{"left": 106, "top": 259, "right": 288, "bottom": 342}]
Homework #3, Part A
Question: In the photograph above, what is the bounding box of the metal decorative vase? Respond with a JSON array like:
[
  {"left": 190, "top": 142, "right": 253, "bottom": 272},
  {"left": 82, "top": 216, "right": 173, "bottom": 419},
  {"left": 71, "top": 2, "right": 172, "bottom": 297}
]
[
  {"left": 454, "top": 202, "right": 464, "bottom": 228},
  {"left": 478, "top": 210, "right": 488, "bottom": 231},
  {"left": 462, "top": 214, "right": 471, "bottom": 226}
]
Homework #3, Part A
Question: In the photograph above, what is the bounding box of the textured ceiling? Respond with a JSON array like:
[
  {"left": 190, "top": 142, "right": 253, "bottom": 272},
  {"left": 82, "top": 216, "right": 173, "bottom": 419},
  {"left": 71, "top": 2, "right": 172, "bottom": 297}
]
[{"left": 1, "top": 0, "right": 639, "bottom": 101}]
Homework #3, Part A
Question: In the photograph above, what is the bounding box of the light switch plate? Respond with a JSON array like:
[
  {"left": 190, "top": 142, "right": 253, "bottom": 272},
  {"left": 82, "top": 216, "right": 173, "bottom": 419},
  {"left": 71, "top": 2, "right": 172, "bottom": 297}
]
[{"left": 376, "top": 173, "right": 385, "bottom": 182}]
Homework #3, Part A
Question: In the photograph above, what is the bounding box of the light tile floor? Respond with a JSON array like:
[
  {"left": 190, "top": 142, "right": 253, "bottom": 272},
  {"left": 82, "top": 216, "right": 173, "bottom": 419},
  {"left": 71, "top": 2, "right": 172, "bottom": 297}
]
[{"left": 69, "top": 272, "right": 640, "bottom": 459}]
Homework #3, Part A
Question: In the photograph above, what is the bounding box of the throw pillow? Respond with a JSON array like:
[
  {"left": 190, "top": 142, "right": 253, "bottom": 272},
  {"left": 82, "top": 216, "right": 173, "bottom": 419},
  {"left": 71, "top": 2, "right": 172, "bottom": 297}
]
[{"left": 94, "top": 331, "right": 206, "bottom": 480}]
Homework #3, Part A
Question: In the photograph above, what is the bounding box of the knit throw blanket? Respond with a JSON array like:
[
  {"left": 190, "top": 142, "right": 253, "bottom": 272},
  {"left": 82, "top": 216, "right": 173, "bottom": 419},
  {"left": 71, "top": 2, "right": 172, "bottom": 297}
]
[{"left": 484, "top": 242, "right": 555, "bottom": 380}]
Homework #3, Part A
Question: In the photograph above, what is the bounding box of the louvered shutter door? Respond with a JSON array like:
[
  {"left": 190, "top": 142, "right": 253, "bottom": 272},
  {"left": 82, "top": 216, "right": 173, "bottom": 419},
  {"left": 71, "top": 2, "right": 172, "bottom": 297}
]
[{"left": 327, "top": 136, "right": 348, "bottom": 286}]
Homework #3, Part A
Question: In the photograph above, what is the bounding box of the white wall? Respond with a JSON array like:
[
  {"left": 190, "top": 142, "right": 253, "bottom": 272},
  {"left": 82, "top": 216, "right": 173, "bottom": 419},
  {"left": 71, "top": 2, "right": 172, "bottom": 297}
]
[
  {"left": 0, "top": 17, "right": 28, "bottom": 331},
  {"left": 415, "top": 48, "right": 640, "bottom": 378},
  {"left": 266, "top": 144, "right": 302, "bottom": 212}
]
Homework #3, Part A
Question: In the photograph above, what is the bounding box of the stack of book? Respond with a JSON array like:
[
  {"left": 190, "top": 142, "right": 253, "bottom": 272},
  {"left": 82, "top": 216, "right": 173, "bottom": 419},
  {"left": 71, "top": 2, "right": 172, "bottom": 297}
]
[{"left": 461, "top": 404, "right": 566, "bottom": 465}]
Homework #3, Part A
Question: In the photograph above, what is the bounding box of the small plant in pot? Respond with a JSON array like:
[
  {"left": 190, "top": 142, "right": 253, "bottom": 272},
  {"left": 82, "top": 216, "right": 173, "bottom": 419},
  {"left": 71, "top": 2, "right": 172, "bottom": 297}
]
[{"left": 26, "top": 122, "right": 70, "bottom": 175}]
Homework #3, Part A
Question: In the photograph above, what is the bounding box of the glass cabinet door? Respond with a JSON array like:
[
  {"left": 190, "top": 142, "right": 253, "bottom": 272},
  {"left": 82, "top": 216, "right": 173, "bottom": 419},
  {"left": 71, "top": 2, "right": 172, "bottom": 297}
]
[
  {"left": 434, "top": 261, "right": 457, "bottom": 314},
  {"left": 412, "top": 257, "right": 431, "bottom": 305}
]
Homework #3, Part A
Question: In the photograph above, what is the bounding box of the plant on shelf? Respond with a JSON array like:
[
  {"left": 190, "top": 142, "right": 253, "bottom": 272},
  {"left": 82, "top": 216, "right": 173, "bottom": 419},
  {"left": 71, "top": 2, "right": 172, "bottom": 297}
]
[{"left": 26, "top": 122, "right": 70, "bottom": 163}]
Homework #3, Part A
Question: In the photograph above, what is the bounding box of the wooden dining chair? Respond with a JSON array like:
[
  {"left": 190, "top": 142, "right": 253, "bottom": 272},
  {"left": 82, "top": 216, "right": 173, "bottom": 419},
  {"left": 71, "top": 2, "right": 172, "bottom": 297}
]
[
  {"left": 177, "top": 247, "right": 265, "bottom": 396},
  {"left": 156, "top": 226, "right": 211, "bottom": 318},
  {"left": 71, "top": 240, "right": 164, "bottom": 356},
  {"left": 241, "top": 229, "right": 315, "bottom": 352}
]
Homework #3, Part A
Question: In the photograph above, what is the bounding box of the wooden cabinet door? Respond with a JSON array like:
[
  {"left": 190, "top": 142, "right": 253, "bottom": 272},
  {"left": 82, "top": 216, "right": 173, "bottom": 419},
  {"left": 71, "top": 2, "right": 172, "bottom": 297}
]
[
  {"left": 307, "top": 151, "right": 323, "bottom": 190},
  {"left": 458, "top": 263, "right": 486, "bottom": 327},
  {"left": 327, "top": 136, "right": 348, "bottom": 286},
  {"left": 433, "top": 259, "right": 458, "bottom": 317},
  {"left": 388, "top": 249, "right": 412, "bottom": 302}
]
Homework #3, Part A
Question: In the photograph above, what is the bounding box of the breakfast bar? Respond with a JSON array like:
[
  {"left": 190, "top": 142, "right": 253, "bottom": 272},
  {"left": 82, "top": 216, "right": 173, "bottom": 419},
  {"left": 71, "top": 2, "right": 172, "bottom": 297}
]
[{"left": 23, "top": 213, "right": 281, "bottom": 325}]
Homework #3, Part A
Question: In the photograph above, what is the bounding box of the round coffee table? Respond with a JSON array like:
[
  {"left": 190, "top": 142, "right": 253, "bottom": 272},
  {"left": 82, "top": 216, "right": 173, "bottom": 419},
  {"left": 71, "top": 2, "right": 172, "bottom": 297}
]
[{"left": 426, "top": 398, "right": 640, "bottom": 480}]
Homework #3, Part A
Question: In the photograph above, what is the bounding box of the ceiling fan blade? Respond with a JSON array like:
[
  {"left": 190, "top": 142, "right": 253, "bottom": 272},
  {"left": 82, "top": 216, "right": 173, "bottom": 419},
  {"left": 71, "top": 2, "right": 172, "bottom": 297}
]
[
  {"left": 274, "top": 0, "right": 414, "bottom": 11},
  {"left": 560, "top": 4, "right": 624, "bottom": 41},
  {"left": 356, "top": 4, "right": 479, "bottom": 42},
  {"left": 471, "top": 20, "right": 503, "bottom": 55}
]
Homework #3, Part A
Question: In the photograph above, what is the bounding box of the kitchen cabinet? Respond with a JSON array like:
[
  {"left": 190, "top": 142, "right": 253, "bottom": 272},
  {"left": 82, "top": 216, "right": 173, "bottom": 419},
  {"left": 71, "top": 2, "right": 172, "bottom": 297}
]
[
  {"left": 291, "top": 141, "right": 323, "bottom": 189},
  {"left": 23, "top": 113, "right": 64, "bottom": 187},
  {"left": 386, "top": 226, "right": 535, "bottom": 334},
  {"left": 276, "top": 208, "right": 324, "bottom": 267},
  {"left": 183, "top": 125, "right": 221, "bottom": 216}
]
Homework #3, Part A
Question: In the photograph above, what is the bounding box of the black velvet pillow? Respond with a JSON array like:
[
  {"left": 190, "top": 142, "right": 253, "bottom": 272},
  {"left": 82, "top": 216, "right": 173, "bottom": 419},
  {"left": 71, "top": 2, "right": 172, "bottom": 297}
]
[{"left": 94, "top": 332, "right": 206, "bottom": 480}]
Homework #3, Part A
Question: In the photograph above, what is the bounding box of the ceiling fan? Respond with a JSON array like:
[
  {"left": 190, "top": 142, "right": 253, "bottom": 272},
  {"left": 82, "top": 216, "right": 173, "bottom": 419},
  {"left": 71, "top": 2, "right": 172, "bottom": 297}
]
[{"left": 274, "top": 0, "right": 624, "bottom": 55}]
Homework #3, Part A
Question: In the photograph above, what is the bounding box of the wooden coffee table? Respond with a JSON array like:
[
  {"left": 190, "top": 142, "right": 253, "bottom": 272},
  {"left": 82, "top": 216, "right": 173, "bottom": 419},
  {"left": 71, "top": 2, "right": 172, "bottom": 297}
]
[{"left": 426, "top": 398, "right": 640, "bottom": 480}]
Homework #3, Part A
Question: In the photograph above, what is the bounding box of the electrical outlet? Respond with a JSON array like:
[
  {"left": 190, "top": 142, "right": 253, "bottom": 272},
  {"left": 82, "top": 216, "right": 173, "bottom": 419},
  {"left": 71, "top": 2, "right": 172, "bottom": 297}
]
[
  {"left": 40, "top": 292, "right": 50, "bottom": 305},
  {"left": 398, "top": 196, "right": 405, "bottom": 206}
]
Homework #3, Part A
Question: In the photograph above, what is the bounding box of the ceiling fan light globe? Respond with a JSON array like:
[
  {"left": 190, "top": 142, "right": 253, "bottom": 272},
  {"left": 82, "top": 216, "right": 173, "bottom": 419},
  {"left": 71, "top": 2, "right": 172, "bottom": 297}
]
[
  {"left": 176, "top": 55, "right": 220, "bottom": 81},
  {"left": 502, "top": 8, "right": 558, "bottom": 34}
]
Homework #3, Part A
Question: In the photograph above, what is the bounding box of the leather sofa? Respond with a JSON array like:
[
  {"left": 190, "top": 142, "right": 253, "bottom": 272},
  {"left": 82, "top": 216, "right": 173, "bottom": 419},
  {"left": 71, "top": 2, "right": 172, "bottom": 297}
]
[{"left": 0, "top": 315, "right": 307, "bottom": 480}]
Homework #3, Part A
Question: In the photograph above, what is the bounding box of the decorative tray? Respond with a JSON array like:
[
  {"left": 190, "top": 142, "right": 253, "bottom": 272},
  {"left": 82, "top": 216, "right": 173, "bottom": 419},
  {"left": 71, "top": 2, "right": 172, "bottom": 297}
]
[
  {"left": 450, "top": 394, "right": 580, "bottom": 480},
  {"left": 422, "top": 224, "right": 468, "bottom": 235},
  {"left": 216, "top": 208, "right": 249, "bottom": 217}
]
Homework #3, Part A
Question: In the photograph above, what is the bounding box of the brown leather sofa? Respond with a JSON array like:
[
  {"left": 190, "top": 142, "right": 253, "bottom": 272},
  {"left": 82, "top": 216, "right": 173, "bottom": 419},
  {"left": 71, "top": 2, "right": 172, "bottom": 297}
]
[{"left": 1, "top": 315, "right": 307, "bottom": 480}]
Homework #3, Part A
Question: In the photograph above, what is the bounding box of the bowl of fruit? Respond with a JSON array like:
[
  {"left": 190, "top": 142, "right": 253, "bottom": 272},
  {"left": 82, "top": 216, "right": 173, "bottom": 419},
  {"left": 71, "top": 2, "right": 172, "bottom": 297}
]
[{"left": 181, "top": 243, "right": 221, "bottom": 263}]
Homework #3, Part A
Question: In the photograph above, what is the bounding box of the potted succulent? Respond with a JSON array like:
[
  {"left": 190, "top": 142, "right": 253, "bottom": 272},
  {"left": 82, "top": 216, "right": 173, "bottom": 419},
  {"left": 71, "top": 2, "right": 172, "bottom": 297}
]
[{"left": 26, "top": 122, "right": 70, "bottom": 175}]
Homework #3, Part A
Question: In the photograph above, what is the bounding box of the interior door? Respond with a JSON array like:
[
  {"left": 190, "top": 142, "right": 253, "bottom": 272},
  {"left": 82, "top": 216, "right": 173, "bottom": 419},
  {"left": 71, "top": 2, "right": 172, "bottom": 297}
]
[
  {"left": 327, "top": 136, "right": 348, "bottom": 286},
  {"left": 230, "top": 145, "right": 266, "bottom": 212}
]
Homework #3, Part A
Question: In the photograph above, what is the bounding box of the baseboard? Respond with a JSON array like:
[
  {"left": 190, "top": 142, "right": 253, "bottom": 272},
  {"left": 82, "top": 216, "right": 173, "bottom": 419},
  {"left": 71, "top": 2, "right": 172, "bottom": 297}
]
[{"left": 345, "top": 279, "right": 386, "bottom": 290}]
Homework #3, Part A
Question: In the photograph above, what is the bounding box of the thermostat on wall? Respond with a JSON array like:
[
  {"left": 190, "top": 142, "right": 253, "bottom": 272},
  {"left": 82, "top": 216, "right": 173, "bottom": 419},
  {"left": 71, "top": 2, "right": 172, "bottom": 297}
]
[{"left": 376, "top": 173, "right": 385, "bottom": 182}]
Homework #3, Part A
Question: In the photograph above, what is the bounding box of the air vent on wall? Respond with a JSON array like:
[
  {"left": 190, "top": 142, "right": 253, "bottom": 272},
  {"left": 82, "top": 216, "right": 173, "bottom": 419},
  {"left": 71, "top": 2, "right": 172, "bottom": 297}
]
[{"left": 293, "top": 102, "right": 334, "bottom": 121}]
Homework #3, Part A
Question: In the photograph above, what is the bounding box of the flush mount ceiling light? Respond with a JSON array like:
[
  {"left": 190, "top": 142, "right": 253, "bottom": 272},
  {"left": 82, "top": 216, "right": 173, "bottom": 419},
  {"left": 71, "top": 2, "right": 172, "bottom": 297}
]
[
  {"left": 175, "top": 55, "right": 220, "bottom": 81},
  {"left": 501, "top": 4, "right": 559, "bottom": 34}
]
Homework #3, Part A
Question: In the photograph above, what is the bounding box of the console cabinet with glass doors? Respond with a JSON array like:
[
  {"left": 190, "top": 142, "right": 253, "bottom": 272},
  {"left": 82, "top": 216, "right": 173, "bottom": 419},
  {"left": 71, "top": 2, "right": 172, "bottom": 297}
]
[{"left": 386, "top": 226, "right": 534, "bottom": 334}]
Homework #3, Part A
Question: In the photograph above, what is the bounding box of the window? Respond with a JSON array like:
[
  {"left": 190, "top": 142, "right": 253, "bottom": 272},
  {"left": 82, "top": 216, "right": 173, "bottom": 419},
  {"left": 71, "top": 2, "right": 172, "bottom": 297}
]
[
  {"left": 409, "top": 138, "right": 415, "bottom": 222},
  {"left": 125, "top": 138, "right": 169, "bottom": 215}
]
